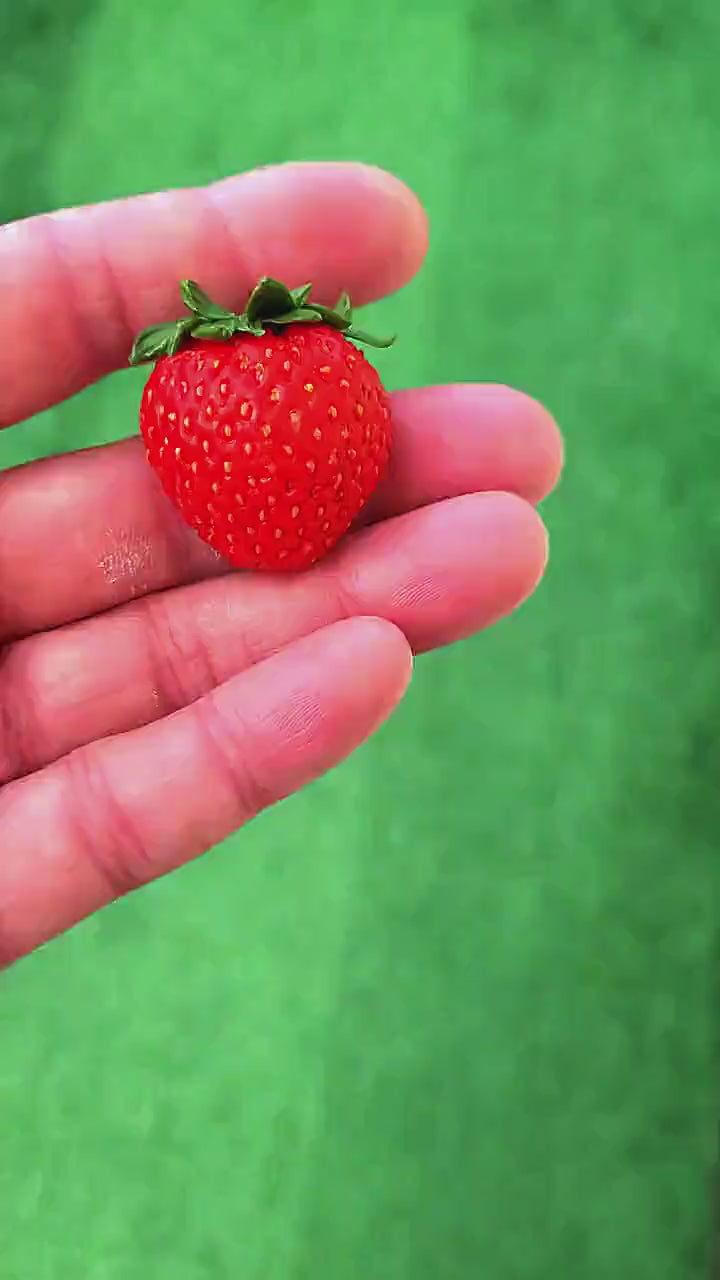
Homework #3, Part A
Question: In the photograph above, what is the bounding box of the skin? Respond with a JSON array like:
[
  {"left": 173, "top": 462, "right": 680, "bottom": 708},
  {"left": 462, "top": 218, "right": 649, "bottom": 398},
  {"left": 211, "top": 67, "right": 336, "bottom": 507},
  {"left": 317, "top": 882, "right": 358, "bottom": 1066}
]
[{"left": 0, "top": 161, "right": 563, "bottom": 967}]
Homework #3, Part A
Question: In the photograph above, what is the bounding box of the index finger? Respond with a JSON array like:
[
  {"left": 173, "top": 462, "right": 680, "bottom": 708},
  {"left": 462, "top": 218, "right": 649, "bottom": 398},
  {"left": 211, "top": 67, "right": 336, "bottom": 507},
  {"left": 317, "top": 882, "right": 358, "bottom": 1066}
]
[{"left": 0, "top": 162, "right": 427, "bottom": 428}]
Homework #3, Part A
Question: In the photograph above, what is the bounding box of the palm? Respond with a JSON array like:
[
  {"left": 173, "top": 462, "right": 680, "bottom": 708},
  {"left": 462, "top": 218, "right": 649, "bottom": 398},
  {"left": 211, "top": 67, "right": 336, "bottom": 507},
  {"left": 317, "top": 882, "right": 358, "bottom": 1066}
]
[{"left": 0, "top": 163, "right": 561, "bottom": 965}]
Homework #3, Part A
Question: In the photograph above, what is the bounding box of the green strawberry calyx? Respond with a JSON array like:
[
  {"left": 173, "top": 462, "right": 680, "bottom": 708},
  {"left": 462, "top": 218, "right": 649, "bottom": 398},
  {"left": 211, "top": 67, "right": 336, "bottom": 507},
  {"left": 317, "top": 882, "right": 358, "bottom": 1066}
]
[{"left": 128, "top": 277, "right": 395, "bottom": 366}]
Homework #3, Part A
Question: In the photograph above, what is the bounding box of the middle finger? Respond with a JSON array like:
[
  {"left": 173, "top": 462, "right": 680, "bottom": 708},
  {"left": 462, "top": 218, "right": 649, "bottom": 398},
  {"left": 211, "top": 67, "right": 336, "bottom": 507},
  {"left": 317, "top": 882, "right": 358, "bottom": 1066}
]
[
  {"left": 0, "top": 490, "right": 546, "bottom": 783},
  {"left": 0, "top": 384, "right": 561, "bottom": 642}
]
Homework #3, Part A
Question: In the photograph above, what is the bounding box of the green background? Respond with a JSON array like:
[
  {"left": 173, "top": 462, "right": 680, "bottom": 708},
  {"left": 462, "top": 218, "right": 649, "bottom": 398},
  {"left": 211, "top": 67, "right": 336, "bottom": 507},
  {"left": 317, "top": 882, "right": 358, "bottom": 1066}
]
[{"left": 1, "top": 1, "right": 718, "bottom": 1276}]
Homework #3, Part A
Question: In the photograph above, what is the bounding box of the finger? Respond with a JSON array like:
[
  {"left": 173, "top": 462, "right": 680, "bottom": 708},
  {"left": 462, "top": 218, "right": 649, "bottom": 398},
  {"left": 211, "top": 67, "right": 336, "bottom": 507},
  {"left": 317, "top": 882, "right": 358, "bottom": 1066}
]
[
  {"left": 0, "top": 618, "right": 412, "bottom": 966},
  {"left": 0, "top": 493, "right": 545, "bottom": 782},
  {"left": 0, "top": 162, "right": 427, "bottom": 428},
  {"left": 366, "top": 383, "right": 563, "bottom": 515},
  {"left": 0, "top": 385, "right": 561, "bottom": 641}
]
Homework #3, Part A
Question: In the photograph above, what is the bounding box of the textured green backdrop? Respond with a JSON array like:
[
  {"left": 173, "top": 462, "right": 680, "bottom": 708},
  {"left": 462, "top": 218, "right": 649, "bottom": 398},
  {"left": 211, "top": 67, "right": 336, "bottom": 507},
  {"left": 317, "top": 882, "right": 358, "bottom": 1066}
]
[{"left": 1, "top": 2, "right": 718, "bottom": 1277}]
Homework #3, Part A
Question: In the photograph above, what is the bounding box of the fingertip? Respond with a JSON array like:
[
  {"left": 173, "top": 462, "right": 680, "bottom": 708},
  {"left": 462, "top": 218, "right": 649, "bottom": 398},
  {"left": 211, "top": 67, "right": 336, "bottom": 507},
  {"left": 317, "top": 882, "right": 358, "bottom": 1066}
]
[
  {"left": 518, "top": 391, "right": 564, "bottom": 503},
  {"left": 377, "top": 383, "right": 564, "bottom": 523},
  {"left": 349, "top": 164, "right": 429, "bottom": 291},
  {"left": 320, "top": 614, "right": 414, "bottom": 705},
  {"left": 208, "top": 161, "right": 428, "bottom": 304},
  {"left": 485, "top": 385, "right": 565, "bottom": 502},
  {"left": 332, "top": 490, "right": 550, "bottom": 656},
  {"left": 484, "top": 488, "right": 549, "bottom": 583}
]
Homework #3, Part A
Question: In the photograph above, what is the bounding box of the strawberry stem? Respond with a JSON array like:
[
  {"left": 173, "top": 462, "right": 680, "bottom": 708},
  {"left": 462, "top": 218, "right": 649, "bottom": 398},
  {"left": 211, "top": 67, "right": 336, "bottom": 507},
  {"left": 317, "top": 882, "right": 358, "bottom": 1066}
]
[{"left": 129, "top": 277, "right": 395, "bottom": 366}]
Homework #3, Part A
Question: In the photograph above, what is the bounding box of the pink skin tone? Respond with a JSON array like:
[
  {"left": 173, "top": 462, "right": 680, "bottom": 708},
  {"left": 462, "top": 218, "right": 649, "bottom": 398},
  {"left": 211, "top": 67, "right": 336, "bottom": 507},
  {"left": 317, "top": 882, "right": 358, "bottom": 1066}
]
[{"left": 0, "top": 162, "right": 563, "bottom": 966}]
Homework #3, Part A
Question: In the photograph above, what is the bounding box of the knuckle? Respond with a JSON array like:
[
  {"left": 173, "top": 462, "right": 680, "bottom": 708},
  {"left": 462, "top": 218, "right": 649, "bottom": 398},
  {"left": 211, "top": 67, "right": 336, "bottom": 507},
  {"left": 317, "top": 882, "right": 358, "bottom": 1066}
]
[
  {"left": 195, "top": 696, "right": 275, "bottom": 822},
  {"left": 328, "top": 562, "right": 364, "bottom": 622},
  {"left": 44, "top": 211, "right": 133, "bottom": 369},
  {"left": 0, "top": 789, "right": 23, "bottom": 968},
  {"left": 142, "top": 593, "right": 220, "bottom": 716},
  {"left": 63, "top": 748, "right": 155, "bottom": 899},
  {"left": 0, "top": 644, "right": 39, "bottom": 782}
]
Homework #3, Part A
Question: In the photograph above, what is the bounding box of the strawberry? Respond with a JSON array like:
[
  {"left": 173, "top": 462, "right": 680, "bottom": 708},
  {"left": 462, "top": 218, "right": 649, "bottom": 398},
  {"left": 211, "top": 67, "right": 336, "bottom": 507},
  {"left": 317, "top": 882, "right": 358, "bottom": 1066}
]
[{"left": 129, "top": 278, "right": 394, "bottom": 572}]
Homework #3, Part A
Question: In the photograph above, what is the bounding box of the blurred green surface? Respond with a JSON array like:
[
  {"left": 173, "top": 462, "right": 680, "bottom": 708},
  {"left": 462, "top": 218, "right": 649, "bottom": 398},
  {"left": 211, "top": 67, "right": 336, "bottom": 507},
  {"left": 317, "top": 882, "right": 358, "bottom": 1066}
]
[{"left": 1, "top": 1, "right": 718, "bottom": 1277}]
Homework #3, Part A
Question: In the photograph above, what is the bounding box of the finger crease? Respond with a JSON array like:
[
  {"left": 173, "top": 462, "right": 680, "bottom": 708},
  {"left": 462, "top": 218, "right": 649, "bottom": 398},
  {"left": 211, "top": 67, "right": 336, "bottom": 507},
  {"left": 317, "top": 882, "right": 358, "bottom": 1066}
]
[
  {"left": 327, "top": 562, "right": 363, "bottom": 624},
  {"left": 45, "top": 212, "right": 133, "bottom": 372},
  {"left": 142, "top": 595, "right": 221, "bottom": 716},
  {"left": 63, "top": 747, "right": 153, "bottom": 898},
  {"left": 201, "top": 187, "right": 256, "bottom": 300},
  {"left": 0, "top": 645, "right": 39, "bottom": 782},
  {"left": 193, "top": 697, "right": 274, "bottom": 823}
]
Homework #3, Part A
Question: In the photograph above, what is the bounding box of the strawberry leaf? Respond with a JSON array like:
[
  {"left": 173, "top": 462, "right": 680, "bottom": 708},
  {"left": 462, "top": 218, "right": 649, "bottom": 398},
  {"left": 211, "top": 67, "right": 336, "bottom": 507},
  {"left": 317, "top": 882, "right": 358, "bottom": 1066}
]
[
  {"left": 335, "top": 291, "right": 352, "bottom": 322},
  {"left": 129, "top": 277, "right": 395, "bottom": 364},
  {"left": 291, "top": 283, "right": 313, "bottom": 307},
  {"left": 265, "top": 306, "right": 325, "bottom": 327},
  {"left": 180, "top": 280, "right": 236, "bottom": 321},
  {"left": 129, "top": 318, "right": 195, "bottom": 365},
  {"left": 345, "top": 325, "right": 395, "bottom": 349},
  {"left": 245, "top": 277, "right": 296, "bottom": 327},
  {"left": 305, "top": 303, "right": 351, "bottom": 331},
  {"left": 191, "top": 317, "right": 262, "bottom": 339}
]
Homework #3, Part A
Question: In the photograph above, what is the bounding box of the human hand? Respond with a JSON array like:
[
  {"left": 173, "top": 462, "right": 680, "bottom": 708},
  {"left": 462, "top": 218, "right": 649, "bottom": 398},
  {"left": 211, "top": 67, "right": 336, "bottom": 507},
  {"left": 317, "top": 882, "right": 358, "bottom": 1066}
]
[{"left": 0, "top": 162, "right": 562, "bottom": 966}]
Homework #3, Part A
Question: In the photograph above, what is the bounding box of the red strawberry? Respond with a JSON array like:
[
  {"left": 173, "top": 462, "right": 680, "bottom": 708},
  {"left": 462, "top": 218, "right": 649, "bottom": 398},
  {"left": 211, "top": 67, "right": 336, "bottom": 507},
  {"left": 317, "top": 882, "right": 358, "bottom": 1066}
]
[{"left": 129, "top": 278, "right": 394, "bottom": 572}]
